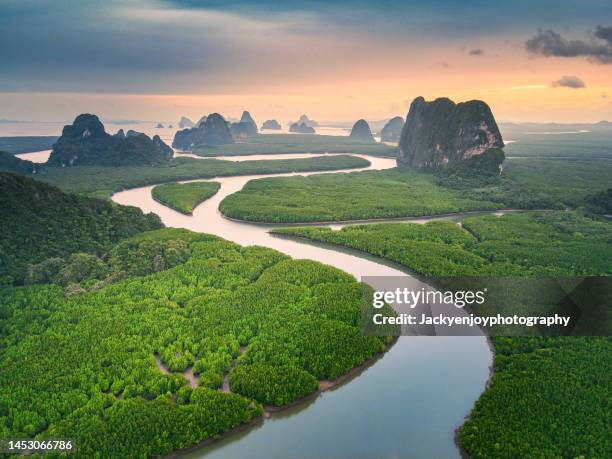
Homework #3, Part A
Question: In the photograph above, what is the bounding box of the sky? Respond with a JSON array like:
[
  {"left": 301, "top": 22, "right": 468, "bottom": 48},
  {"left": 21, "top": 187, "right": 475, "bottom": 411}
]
[{"left": 1, "top": 0, "right": 612, "bottom": 123}]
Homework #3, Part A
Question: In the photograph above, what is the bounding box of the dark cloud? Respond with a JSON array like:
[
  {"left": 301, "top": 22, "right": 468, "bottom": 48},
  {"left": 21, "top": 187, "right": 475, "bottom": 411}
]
[
  {"left": 551, "top": 75, "right": 586, "bottom": 89},
  {"left": 469, "top": 48, "right": 484, "bottom": 56},
  {"left": 526, "top": 26, "right": 612, "bottom": 64},
  {"left": 595, "top": 25, "right": 612, "bottom": 42},
  {"left": 1, "top": 1, "right": 612, "bottom": 93}
]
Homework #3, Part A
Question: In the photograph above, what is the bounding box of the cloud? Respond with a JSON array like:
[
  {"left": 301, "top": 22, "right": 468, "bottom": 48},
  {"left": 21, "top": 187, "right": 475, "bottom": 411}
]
[
  {"left": 0, "top": 0, "right": 381, "bottom": 93},
  {"left": 526, "top": 26, "right": 612, "bottom": 64},
  {"left": 469, "top": 48, "right": 484, "bottom": 56},
  {"left": 595, "top": 25, "right": 612, "bottom": 42},
  {"left": 550, "top": 75, "right": 586, "bottom": 89}
]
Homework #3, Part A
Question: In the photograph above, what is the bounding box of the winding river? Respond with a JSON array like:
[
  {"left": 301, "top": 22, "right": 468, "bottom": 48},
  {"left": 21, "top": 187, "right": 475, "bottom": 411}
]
[{"left": 111, "top": 153, "right": 492, "bottom": 459}]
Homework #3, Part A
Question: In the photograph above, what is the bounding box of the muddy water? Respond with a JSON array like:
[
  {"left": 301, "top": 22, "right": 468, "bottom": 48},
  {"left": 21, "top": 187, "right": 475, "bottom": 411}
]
[{"left": 112, "top": 154, "right": 491, "bottom": 459}]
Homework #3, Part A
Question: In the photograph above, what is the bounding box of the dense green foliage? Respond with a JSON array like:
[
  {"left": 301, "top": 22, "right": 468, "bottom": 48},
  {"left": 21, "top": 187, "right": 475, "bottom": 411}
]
[
  {"left": 229, "top": 364, "right": 319, "bottom": 406},
  {"left": 24, "top": 237, "right": 191, "bottom": 289},
  {"left": 585, "top": 188, "right": 612, "bottom": 214},
  {"left": 502, "top": 158, "right": 612, "bottom": 209},
  {"left": 502, "top": 129, "right": 612, "bottom": 159},
  {"left": 0, "top": 172, "right": 162, "bottom": 285},
  {"left": 273, "top": 212, "right": 612, "bottom": 276},
  {"left": 0, "top": 229, "right": 390, "bottom": 457},
  {"left": 37, "top": 155, "right": 370, "bottom": 198},
  {"left": 273, "top": 212, "right": 612, "bottom": 457},
  {"left": 220, "top": 169, "right": 502, "bottom": 223},
  {"left": 460, "top": 336, "right": 611, "bottom": 458},
  {"left": 152, "top": 181, "right": 221, "bottom": 214},
  {"left": 220, "top": 154, "right": 612, "bottom": 222},
  {"left": 192, "top": 134, "right": 398, "bottom": 157},
  {"left": 0, "top": 136, "right": 57, "bottom": 154}
]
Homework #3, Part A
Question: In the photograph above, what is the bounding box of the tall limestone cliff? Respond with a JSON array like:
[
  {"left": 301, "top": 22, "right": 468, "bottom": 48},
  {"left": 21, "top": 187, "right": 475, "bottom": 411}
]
[
  {"left": 47, "top": 114, "right": 173, "bottom": 167},
  {"left": 172, "top": 113, "right": 234, "bottom": 150},
  {"left": 398, "top": 97, "right": 504, "bottom": 172},
  {"left": 239, "top": 111, "right": 258, "bottom": 134},
  {"left": 230, "top": 111, "right": 258, "bottom": 140},
  {"left": 380, "top": 116, "right": 404, "bottom": 142}
]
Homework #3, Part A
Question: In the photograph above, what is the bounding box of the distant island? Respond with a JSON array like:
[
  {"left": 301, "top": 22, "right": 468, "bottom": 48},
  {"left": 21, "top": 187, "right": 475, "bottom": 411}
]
[
  {"left": 240, "top": 111, "right": 258, "bottom": 133},
  {"left": 289, "top": 122, "right": 316, "bottom": 134},
  {"left": 178, "top": 116, "right": 195, "bottom": 129},
  {"left": 47, "top": 114, "right": 173, "bottom": 167},
  {"left": 399, "top": 97, "right": 504, "bottom": 172},
  {"left": 261, "top": 119, "right": 281, "bottom": 130},
  {"left": 230, "top": 111, "right": 258, "bottom": 140},
  {"left": 380, "top": 116, "right": 404, "bottom": 142},
  {"left": 297, "top": 114, "right": 318, "bottom": 127},
  {"left": 156, "top": 123, "right": 164, "bottom": 128},
  {"left": 230, "top": 122, "right": 255, "bottom": 140},
  {"left": 349, "top": 119, "right": 375, "bottom": 143},
  {"left": 172, "top": 113, "right": 234, "bottom": 150}
]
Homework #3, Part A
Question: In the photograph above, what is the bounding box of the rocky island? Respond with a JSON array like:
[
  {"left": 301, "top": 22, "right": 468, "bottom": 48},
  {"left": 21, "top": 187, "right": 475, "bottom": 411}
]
[
  {"left": 398, "top": 97, "right": 504, "bottom": 172},
  {"left": 172, "top": 113, "right": 234, "bottom": 150},
  {"left": 297, "top": 114, "right": 318, "bottom": 127},
  {"left": 380, "top": 116, "right": 404, "bottom": 142},
  {"left": 229, "top": 111, "right": 258, "bottom": 140},
  {"left": 230, "top": 122, "right": 255, "bottom": 140},
  {"left": 289, "top": 122, "right": 316, "bottom": 134},
  {"left": 261, "top": 119, "right": 281, "bottom": 130},
  {"left": 178, "top": 116, "right": 195, "bottom": 129},
  {"left": 240, "top": 111, "right": 258, "bottom": 133},
  {"left": 46, "top": 114, "right": 173, "bottom": 167},
  {"left": 349, "top": 119, "right": 375, "bottom": 143}
]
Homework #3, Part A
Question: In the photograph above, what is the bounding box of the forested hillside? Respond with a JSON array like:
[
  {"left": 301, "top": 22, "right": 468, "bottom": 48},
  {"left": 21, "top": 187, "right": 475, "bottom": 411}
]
[
  {"left": 0, "top": 229, "right": 392, "bottom": 457},
  {"left": 0, "top": 172, "right": 162, "bottom": 285},
  {"left": 0, "top": 150, "right": 43, "bottom": 174}
]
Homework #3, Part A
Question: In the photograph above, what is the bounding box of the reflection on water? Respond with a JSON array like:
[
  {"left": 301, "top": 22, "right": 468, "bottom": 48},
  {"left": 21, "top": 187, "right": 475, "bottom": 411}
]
[
  {"left": 113, "top": 154, "right": 492, "bottom": 459},
  {"left": 182, "top": 337, "right": 490, "bottom": 459}
]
